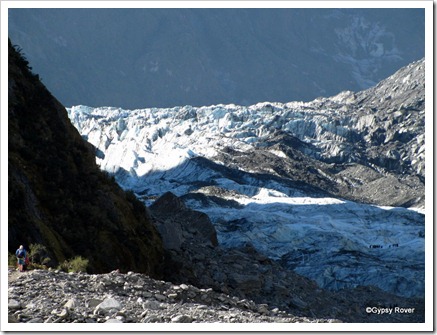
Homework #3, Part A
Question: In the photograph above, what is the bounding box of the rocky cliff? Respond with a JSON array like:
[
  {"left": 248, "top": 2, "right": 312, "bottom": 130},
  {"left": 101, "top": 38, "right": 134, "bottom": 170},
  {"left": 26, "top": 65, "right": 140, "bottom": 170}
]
[{"left": 8, "top": 40, "right": 164, "bottom": 276}]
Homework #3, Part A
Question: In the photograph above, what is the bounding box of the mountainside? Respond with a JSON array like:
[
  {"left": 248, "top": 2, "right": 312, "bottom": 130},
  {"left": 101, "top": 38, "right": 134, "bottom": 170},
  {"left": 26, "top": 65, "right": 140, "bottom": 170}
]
[
  {"left": 8, "top": 8, "right": 424, "bottom": 108},
  {"left": 8, "top": 40, "right": 164, "bottom": 276},
  {"left": 68, "top": 59, "right": 425, "bottom": 298}
]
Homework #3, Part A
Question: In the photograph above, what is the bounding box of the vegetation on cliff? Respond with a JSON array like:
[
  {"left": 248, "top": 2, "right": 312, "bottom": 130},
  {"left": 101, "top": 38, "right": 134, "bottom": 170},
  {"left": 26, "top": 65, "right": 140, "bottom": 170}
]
[{"left": 8, "top": 40, "right": 164, "bottom": 276}]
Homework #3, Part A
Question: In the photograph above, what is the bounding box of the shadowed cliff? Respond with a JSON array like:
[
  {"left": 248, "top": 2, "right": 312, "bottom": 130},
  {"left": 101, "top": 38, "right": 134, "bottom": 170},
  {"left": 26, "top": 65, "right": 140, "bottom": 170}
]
[{"left": 8, "top": 40, "right": 164, "bottom": 276}]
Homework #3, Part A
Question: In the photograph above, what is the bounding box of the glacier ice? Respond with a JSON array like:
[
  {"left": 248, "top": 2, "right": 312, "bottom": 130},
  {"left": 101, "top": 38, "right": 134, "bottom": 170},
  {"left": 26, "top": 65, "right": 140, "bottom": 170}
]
[{"left": 67, "top": 97, "right": 424, "bottom": 298}]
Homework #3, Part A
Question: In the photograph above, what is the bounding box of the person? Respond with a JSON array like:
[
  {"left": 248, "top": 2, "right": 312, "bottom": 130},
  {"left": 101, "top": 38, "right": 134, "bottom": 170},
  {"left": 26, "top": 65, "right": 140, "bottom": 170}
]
[{"left": 15, "top": 245, "right": 27, "bottom": 272}]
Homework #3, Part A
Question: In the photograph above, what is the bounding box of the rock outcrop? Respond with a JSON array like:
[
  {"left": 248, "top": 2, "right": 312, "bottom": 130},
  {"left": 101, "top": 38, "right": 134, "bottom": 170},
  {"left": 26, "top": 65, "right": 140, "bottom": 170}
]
[{"left": 150, "top": 192, "right": 218, "bottom": 251}]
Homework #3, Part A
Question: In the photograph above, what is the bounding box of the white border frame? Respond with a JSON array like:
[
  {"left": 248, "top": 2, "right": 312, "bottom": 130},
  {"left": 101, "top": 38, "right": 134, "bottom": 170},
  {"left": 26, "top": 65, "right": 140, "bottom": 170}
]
[{"left": 1, "top": 1, "right": 433, "bottom": 332}]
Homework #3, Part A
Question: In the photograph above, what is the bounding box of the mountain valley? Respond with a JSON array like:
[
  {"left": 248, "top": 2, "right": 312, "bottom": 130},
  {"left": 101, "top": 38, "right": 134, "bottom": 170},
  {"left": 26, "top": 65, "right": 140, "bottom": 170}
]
[{"left": 7, "top": 38, "right": 426, "bottom": 325}]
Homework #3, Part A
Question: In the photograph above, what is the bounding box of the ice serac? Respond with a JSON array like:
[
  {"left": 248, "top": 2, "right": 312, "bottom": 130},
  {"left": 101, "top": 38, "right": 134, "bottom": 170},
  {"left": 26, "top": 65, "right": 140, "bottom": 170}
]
[{"left": 67, "top": 59, "right": 425, "bottom": 298}]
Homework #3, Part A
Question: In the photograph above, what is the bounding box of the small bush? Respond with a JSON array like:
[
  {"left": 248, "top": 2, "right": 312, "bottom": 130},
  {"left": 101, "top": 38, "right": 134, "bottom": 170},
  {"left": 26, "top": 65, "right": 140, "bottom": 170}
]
[
  {"left": 69, "top": 256, "right": 89, "bottom": 272},
  {"left": 41, "top": 257, "right": 51, "bottom": 265},
  {"left": 29, "top": 243, "right": 48, "bottom": 264},
  {"left": 8, "top": 252, "right": 17, "bottom": 267},
  {"left": 59, "top": 256, "right": 89, "bottom": 273}
]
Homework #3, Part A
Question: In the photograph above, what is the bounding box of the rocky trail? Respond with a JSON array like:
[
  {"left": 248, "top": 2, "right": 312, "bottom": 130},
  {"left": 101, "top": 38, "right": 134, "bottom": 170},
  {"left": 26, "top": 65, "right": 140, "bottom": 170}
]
[
  {"left": 8, "top": 268, "right": 340, "bottom": 324},
  {"left": 8, "top": 261, "right": 424, "bottom": 324}
]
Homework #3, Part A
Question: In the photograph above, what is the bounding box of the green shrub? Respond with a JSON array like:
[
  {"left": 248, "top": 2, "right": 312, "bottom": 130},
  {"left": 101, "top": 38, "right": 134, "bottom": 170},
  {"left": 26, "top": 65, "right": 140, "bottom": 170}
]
[
  {"left": 29, "top": 243, "right": 48, "bottom": 264},
  {"left": 41, "top": 257, "right": 51, "bottom": 265},
  {"left": 8, "top": 252, "right": 17, "bottom": 267},
  {"left": 69, "top": 256, "right": 89, "bottom": 272},
  {"left": 59, "top": 256, "right": 89, "bottom": 273}
]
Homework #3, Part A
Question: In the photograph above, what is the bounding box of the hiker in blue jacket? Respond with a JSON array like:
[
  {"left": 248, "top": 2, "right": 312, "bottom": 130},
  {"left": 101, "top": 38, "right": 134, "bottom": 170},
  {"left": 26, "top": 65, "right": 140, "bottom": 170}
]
[{"left": 15, "top": 245, "right": 27, "bottom": 272}]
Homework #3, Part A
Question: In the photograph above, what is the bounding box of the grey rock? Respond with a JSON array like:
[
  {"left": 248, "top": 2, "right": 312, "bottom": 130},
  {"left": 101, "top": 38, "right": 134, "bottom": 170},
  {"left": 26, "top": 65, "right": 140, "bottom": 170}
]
[
  {"left": 7, "top": 265, "right": 423, "bottom": 324},
  {"left": 8, "top": 299, "right": 21, "bottom": 310},
  {"left": 179, "top": 284, "right": 189, "bottom": 290},
  {"left": 94, "top": 298, "right": 122, "bottom": 315},
  {"left": 58, "top": 309, "right": 69, "bottom": 319},
  {"left": 150, "top": 192, "right": 218, "bottom": 250},
  {"left": 171, "top": 314, "right": 193, "bottom": 323},
  {"left": 86, "top": 298, "right": 103, "bottom": 308},
  {"left": 8, "top": 315, "right": 18, "bottom": 323},
  {"left": 167, "top": 293, "right": 178, "bottom": 299},
  {"left": 142, "top": 300, "right": 161, "bottom": 310},
  {"left": 142, "top": 315, "right": 164, "bottom": 323},
  {"left": 154, "top": 293, "right": 166, "bottom": 301},
  {"left": 64, "top": 298, "right": 77, "bottom": 309},
  {"left": 257, "top": 304, "right": 269, "bottom": 314},
  {"left": 142, "top": 292, "right": 153, "bottom": 298},
  {"left": 28, "top": 317, "right": 44, "bottom": 323},
  {"left": 105, "top": 318, "right": 123, "bottom": 323},
  {"left": 44, "top": 316, "right": 55, "bottom": 323},
  {"left": 25, "top": 302, "right": 36, "bottom": 309}
]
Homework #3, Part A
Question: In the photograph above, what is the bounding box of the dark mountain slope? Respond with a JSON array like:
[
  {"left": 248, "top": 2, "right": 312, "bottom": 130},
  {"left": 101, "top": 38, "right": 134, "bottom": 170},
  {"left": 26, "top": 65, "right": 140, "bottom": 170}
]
[
  {"left": 8, "top": 40, "right": 164, "bottom": 276},
  {"left": 8, "top": 8, "right": 424, "bottom": 108}
]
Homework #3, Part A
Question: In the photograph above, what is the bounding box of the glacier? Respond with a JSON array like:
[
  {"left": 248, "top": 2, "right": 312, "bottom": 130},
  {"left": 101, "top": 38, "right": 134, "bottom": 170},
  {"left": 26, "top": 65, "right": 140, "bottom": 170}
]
[
  {"left": 66, "top": 59, "right": 424, "bottom": 299},
  {"left": 67, "top": 99, "right": 424, "bottom": 298}
]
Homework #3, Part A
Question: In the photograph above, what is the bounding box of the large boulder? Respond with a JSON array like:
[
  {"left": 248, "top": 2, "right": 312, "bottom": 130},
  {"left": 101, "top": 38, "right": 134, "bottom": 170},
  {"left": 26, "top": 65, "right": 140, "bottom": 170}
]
[{"left": 150, "top": 192, "right": 218, "bottom": 251}]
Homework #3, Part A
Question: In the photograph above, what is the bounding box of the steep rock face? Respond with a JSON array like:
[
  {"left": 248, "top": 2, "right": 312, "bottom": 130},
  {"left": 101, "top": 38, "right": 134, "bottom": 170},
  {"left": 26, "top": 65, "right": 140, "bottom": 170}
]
[
  {"left": 8, "top": 40, "right": 164, "bottom": 276},
  {"left": 354, "top": 59, "right": 425, "bottom": 180}
]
